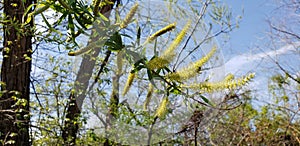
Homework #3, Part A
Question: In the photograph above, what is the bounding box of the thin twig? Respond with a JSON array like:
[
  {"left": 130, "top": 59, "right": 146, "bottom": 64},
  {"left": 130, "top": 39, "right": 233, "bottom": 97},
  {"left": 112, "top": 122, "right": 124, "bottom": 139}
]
[
  {"left": 173, "top": 0, "right": 210, "bottom": 70},
  {"left": 270, "top": 24, "right": 300, "bottom": 40},
  {"left": 30, "top": 78, "right": 43, "bottom": 108},
  {"left": 87, "top": 50, "right": 112, "bottom": 94},
  {"left": 275, "top": 61, "right": 300, "bottom": 84}
]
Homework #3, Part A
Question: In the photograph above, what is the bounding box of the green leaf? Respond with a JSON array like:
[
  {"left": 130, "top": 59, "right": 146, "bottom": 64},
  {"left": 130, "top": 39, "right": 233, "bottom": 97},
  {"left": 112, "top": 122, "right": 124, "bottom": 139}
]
[
  {"left": 147, "top": 69, "right": 153, "bottom": 81},
  {"left": 170, "top": 88, "right": 181, "bottom": 95},
  {"left": 24, "top": 14, "right": 32, "bottom": 25},
  {"left": 137, "top": 26, "right": 141, "bottom": 45},
  {"left": 74, "top": 14, "right": 90, "bottom": 29},
  {"left": 99, "top": 13, "right": 109, "bottom": 22},
  {"left": 200, "top": 95, "right": 213, "bottom": 106},
  {"left": 68, "top": 14, "right": 75, "bottom": 36},
  {"left": 41, "top": 13, "right": 61, "bottom": 35}
]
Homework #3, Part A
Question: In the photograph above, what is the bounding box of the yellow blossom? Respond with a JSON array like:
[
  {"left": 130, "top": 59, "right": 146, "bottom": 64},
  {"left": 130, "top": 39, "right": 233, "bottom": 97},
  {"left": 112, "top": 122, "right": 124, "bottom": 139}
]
[
  {"left": 143, "top": 83, "right": 154, "bottom": 110},
  {"left": 167, "top": 46, "right": 217, "bottom": 81},
  {"left": 122, "top": 72, "right": 135, "bottom": 96},
  {"left": 116, "top": 51, "right": 124, "bottom": 74},
  {"left": 147, "top": 23, "right": 176, "bottom": 43},
  {"left": 225, "top": 73, "right": 235, "bottom": 81},
  {"left": 147, "top": 20, "right": 191, "bottom": 70},
  {"left": 155, "top": 97, "right": 169, "bottom": 119},
  {"left": 120, "top": 3, "right": 139, "bottom": 29},
  {"left": 183, "top": 73, "right": 255, "bottom": 92}
]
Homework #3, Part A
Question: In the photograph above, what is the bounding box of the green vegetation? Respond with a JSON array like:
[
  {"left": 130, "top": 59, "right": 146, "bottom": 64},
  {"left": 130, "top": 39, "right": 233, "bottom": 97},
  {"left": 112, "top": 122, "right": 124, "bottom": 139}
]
[{"left": 0, "top": 0, "right": 299, "bottom": 145}]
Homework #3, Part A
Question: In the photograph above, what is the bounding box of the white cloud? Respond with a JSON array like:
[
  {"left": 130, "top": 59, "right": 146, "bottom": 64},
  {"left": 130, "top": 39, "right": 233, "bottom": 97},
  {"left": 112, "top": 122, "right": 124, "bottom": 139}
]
[
  {"left": 221, "top": 42, "right": 300, "bottom": 101},
  {"left": 225, "top": 42, "right": 300, "bottom": 74}
]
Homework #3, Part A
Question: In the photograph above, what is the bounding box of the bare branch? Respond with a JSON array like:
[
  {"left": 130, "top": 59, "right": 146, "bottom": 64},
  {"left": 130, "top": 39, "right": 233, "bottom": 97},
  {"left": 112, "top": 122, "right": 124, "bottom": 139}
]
[
  {"left": 275, "top": 61, "right": 300, "bottom": 84},
  {"left": 270, "top": 24, "right": 300, "bottom": 40}
]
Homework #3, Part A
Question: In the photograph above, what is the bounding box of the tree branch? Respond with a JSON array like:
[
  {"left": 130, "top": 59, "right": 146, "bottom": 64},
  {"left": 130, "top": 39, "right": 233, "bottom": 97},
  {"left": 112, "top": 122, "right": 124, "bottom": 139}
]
[
  {"left": 270, "top": 24, "right": 300, "bottom": 40},
  {"left": 276, "top": 61, "right": 300, "bottom": 84}
]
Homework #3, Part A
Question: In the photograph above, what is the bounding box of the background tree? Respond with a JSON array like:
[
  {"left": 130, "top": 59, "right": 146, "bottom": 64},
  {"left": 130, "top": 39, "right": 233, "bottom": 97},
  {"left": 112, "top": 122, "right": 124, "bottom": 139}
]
[
  {"left": 260, "top": 0, "right": 300, "bottom": 144},
  {"left": 61, "top": 1, "right": 118, "bottom": 145}
]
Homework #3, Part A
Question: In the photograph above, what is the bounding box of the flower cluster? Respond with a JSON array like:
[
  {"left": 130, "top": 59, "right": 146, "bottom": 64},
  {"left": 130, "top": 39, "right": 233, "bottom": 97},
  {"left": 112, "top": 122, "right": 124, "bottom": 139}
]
[
  {"left": 147, "top": 20, "right": 191, "bottom": 70},
  {"left": 167, "top": 46, "right": 217, "bottom": 81},
  {"left": 143, "top": 83, "right": 154, "bottom": 110},
  {"left": 122, "top": 72, "right": 136, "bottom": 96},
  {"left": 120, "top": 3, "right": 139, "bottom": 29},
  {"left": 183, "top": 73, "right": 255, "bottom": 92},
  {"left": 155, "top": 97, "right": 169, "bottom": 119}
]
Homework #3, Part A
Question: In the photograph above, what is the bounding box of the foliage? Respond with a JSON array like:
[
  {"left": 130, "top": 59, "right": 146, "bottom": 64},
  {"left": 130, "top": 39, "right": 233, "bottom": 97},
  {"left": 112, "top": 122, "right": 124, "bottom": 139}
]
[
  {"left": 207, "top": 97, "right": 299, "bottom": 145},
  {"left": 2, "top": 0, "right": 284, "bottom": 145}
]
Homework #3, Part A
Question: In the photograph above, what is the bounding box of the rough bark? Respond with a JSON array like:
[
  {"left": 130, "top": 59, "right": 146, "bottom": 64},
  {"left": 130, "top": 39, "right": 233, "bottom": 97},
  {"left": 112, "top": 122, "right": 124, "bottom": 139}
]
[
  {"left": 62, "top": 1, "right": 117, "bottom": 145},
  {"left": 0, "top": 0, "right": 34, "bottom": 145}
]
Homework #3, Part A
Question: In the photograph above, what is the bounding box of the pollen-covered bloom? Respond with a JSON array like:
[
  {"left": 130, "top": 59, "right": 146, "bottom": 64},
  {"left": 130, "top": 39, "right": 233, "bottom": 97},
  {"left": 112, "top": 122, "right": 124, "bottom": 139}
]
[
  {"left": 147, "top": 21, "right": 191, "bottom": 70},
  {"left": 116, "top": 51, "right": 124, "bottom": 74},
  {"left": 225, "top": 73, "right": 235, "bottom": 81},
  {"left": 122, "top": 72, "right": 136, "bottom": 96},
  {"left": 143, "top": 83, "right": 154, "bottom": 110},
  {"left": 167, "top": 46, "right": 217, "bottom": 81},
  {"left": 120, "top": 3, "right": 139, "bottom": 29},
  {"left": 183, "top": 73, "right": 255, "bottom": 92},
  {"left": 147, "top": 23, "right": 176, "bottom": 43},
  {"left": 155, "top": 96, "right": 169, "bottom": 119}
]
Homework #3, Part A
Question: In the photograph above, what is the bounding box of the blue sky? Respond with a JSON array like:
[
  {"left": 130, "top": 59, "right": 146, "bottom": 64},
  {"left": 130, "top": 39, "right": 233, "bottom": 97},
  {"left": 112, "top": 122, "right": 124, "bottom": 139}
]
[
  {"left": 222, "top": 0, "right": 275, "bottom": 73},
  {"left": 221, "top": 1, "right": 299, "bottom": 103},
  {"left": 223, "top": 0, "right": 273, "bottom": 55}
]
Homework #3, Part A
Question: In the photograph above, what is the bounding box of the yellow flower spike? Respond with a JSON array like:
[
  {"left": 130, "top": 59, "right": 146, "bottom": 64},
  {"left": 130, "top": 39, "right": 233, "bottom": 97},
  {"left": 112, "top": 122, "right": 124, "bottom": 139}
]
[
  {"left": 147, "top": 23, "right": 176, "bottom": 43},
  {"left": 143, "top": 83, "right": 154, "bottom": 110},
  {"left": 116, "top": 51, "right": 124, "bottom": 74},
  {"left": 225, "top": 73, "right": 235, "bottom": 81},
  {"left": 192, "top": 46, "right": 217, "bottom": 68},
  {"left": 183, "top": 73, "right": 255, "bottom": 92},
  {"left": 146, "top": 57, "right": 170, "bottom": 70},
  {"left": 162, "top": 20, "right": 191, "bottom": 58},
  {"left": 122, "top": 72, "right": 135, "bottom": 96},
  {"left": 120, "top": 3, "right": 139, "bottom": 29},
  {"left": 167, "top": 46, "right": 217, "bottom": 81},
  {"left": 155, "top": 97, "right": 169, "bottom": 119},
  {"left": 147, "top": 21, "right": 191, "bottom": 70}
]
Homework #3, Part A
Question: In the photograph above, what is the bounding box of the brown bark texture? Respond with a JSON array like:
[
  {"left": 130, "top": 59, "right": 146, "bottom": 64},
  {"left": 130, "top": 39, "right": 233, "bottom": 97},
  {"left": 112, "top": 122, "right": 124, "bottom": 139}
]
[{"left": 0, "top": 0, "right": 34, "bottom": 145}]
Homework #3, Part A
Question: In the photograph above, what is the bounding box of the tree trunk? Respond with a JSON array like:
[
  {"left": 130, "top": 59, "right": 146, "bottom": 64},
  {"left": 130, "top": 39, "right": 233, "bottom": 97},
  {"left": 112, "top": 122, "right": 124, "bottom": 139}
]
[
  {"left": 62, "top": 1, "right": 117, "bottom": 145},
  {"left": 0, "top": 0, "right": 34, "bottom": 145}
]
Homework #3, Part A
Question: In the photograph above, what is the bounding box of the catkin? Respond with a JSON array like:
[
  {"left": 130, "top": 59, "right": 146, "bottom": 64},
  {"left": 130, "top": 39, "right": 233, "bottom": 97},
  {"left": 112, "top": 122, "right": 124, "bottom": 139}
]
[
  {"left": 147, "top": 23, "right": 176, "bottom": 43},
  {"left": 225, "top": 73, "right": 234, "bottom": 81},
  {"left": 116, "top": 51, "right": 124, "bottom": 74},
  {"left": 167, "top": 46, "right": 217, "bottom": 81},
  {"left": 120, "top": 3, "right": 139, "bottom": 29},
  {"left": 147, "top": 20, "right": 191, "bottom": 70},
  {"left": 182, "top": 73, "right": 255, "bottom": 92},
  {"left": 122, "top": 72, "right": 135, "bottom": 96},
  {"left": 143, "top": 83, "right": 154, "bottom": 110},
  {"left": 155, "top": 97, "right": 169, "bottom": 119}
]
